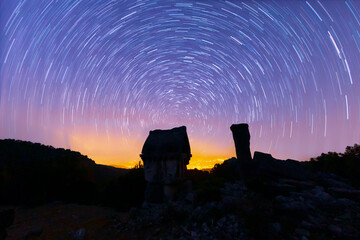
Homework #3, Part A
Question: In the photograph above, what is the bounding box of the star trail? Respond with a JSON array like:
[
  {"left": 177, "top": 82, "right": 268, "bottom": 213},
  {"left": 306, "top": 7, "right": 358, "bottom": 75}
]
[{"left": 1, "top": 0, "right": 360, "bottom": 169}]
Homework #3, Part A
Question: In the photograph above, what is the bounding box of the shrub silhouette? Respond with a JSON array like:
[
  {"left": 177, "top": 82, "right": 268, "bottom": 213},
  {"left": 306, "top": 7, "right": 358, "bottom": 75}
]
[
  {"left": 103, "top": 162, "right": 146, "bottom": 210},
  {"left": 210, "top": 157, "right": 240, "bottom": 182},
  {"left": 187, "top": 168, "right": 225, "bottom": 204},
  {"left": 310, "top": 144, "right": 360, "bottom": 187}
]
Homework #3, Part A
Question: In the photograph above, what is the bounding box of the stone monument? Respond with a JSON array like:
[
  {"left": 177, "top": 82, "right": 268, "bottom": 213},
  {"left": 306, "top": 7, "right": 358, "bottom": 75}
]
[
  {"left": 140, "top": 126, "right": 192, "bottom": 203},
  {"left": 230, "top": 123, "right": 252, "bottom": 161}
]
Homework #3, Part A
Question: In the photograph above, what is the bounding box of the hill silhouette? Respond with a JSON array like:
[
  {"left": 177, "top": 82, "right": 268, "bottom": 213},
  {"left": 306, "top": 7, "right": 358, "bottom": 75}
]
[{"left": 0, "top": 139, "right": 131, "bottom": 205}]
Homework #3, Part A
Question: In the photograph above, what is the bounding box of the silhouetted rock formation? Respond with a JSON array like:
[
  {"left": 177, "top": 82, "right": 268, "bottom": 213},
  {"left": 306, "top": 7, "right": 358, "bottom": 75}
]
[
  {"left": 140, "top": 126, "right": 192, "bottom": 203},
  {"left": 253, "top": 151, "right": 310, "bottom": 181},
  {"left": 230, "top": 123, "right": 252, "bottom": 161},
  {"left": 227, "top": 124, "right": 315, "bottom": 186}
]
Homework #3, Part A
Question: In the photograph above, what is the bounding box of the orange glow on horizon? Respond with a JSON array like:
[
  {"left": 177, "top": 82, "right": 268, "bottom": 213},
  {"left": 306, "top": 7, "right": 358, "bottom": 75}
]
[
  {"left": 68, "top": 129, "right": 143, "bottom": 168},
  {"left": 116, "top": 155, "right": 228, "bottom": 170},
  {"left": 67, "top": 129, "right": 235, "bottom": 170},
  {"left": 187, "top": 155, "right": 227, "bottom": 169}
]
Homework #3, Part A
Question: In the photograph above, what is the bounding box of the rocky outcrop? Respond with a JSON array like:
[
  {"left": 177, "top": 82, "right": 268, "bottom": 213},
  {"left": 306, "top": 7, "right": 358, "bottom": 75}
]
[
  {"left": 230, "top": 124, "right": 252, "bottom": 161},
  {"left": 123, "top": 123, "right": 360, "bottom": 239},
  {"left": 115, "top": 173, "right": 360, "bottom": 240},
  {"left": 253, "top": 151, "right": 311, "bottom": 180},
  {"left": 140, "top": 126, "right": 192, "bottom": 203}
]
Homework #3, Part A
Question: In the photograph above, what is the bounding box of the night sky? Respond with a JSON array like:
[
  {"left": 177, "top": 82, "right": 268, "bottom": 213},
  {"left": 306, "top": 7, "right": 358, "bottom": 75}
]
[{"left": 1, "top": 0, "right": 360, "bottom": 169}]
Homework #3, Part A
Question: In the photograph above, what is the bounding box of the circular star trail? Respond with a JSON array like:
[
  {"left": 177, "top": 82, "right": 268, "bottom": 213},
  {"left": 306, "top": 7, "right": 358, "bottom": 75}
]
[{"left": 1, "top": 0, "right": 360, "bottom": 168}]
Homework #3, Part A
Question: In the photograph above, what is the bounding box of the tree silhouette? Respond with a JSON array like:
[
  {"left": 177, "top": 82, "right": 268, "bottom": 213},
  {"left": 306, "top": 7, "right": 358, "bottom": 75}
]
[{"left": 310, "top": 144, "right": 360, "bottom": 187}]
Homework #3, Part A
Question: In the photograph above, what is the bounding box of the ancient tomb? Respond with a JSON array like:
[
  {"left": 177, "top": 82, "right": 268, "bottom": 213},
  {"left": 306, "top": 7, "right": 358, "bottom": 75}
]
[
  {"left": 230, "top": 123, "right": 252, "bottom": 161},
  {"left": 140, "top": 126, "right": 192, "bottom": 203}
]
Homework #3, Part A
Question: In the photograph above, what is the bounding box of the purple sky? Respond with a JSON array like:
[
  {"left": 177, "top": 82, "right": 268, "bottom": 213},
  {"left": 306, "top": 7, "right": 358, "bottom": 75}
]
[{"left": 1, "top": 0, "right": 360, "bottom": 168}]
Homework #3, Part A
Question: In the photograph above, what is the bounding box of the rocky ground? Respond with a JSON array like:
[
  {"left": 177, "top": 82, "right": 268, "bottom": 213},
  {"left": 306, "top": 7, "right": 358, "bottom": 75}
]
[
  {"left": 118, "top": 173, "right": 360, "bottom": 240},
  {"left": 2, "top": 150, "right": 360, "bottom": 240},
  {"left": 3, "top": 203, "right": 124, "bottom": 240},
  {"left": 3, "top": 169, "right": 360, "bottom": 240}
]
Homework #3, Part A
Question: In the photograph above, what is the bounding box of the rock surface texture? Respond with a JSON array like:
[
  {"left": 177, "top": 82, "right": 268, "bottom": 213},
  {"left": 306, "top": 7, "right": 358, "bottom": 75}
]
[
  {"left": 116, "top": 172, "right": 360, "bottom": 240},
  {"left": 140, "top": 126, "right": 192, "bottom": 203}
]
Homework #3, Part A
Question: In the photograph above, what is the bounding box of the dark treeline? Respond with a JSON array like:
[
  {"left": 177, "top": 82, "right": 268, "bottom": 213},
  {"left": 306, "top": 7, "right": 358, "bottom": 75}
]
[{"left": 310, "top": 144, "right": 360, "bottom": 187}]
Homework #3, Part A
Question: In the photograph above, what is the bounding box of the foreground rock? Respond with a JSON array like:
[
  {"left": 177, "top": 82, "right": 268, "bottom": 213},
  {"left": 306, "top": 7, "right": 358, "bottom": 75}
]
[
  {"left": 3, "top": 165, "right": 360, "bottom": 240},
  {"left": 117, "top": 173, "right": 360, "bottom": 240},
  {"left": 140, "top": 126, "right": 192, "bottom": 203},
  {"left": 253, "top": 151, "right": 311, "bottom": 180}
]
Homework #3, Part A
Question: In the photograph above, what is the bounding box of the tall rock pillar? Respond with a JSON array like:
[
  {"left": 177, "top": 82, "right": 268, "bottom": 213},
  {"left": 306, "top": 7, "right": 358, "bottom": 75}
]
[{"left": 230, "top": 123, "right": 252, "bottom": 161}]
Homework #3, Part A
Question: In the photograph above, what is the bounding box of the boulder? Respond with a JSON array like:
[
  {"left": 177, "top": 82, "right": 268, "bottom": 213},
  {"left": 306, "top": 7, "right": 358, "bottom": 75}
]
[
  {"left": 70, "top": 228, "right": 86, "bottom": 240},
  {"left": 327, "top": 187, "right": 360, "bottom": 201},
  {"left": 253, "top": 151, "right": 310, "bottom": 180}
]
